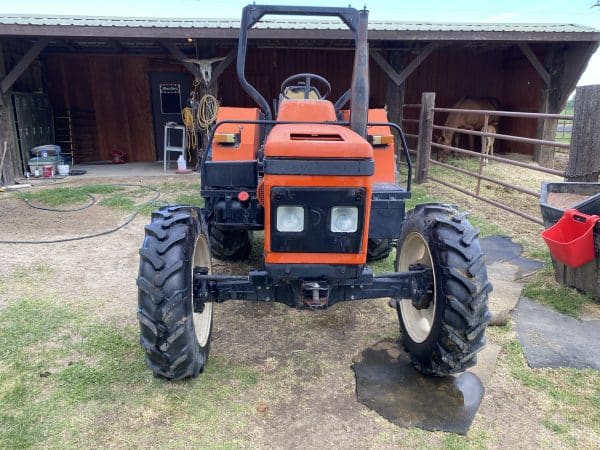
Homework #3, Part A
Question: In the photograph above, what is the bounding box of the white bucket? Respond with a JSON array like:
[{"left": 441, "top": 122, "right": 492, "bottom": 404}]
[{"left": 57, "top": 164, "right": 70, "bottom": 176}]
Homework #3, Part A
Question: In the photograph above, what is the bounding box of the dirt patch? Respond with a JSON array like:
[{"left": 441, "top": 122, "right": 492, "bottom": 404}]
[
  {"left": 546, "top": 192, "right": 590, "bottom": 210},
  {"left": 0, "top": 174, "right": 594, "bottom": 448}
]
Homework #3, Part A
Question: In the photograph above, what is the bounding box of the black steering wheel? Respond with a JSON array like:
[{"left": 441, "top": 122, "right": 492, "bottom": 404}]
[{"left": 281, "top": 73, "right": 332, "bottom": 100}]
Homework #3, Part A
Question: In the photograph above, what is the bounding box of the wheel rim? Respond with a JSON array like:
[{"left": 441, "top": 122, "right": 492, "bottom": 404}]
[
  {"left": 397, "top": 232, "right": 436, "bottom": 344},
  {"left": 192, "top": 232, "right": 213, "bottom": 348}
]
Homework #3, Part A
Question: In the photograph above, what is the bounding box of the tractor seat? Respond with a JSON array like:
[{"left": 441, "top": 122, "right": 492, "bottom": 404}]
[
  {"left": 282, "top": 86, "right": 321, "bottom": 100},
  {"left": 276, "top": 99, "right": 337, "bottom": 122}
]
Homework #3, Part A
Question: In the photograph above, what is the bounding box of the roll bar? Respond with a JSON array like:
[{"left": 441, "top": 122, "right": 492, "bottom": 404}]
[{"left": 236, "top": 4, "right": 369, "bottom": 137}]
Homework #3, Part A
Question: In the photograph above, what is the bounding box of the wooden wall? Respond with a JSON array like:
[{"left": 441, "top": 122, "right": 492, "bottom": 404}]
[
  {"left": 43, "top": 44, "right": 549, "bottom": 162},
  {"left": 216, "top": 47, "right": 387, "bottom": 108},
  {"left": 43, "top": 54, "right": 175, "bottom": 162}
]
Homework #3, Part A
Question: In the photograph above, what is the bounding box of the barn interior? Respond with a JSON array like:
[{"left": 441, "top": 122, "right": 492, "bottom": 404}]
[{"left": 0, "top": 15, "right": 598, "bottom": 183}]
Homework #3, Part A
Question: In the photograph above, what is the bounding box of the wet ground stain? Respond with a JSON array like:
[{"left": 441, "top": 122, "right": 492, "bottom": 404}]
[{"left": 352, "top": 339, "right": 484, "bottom": 435}]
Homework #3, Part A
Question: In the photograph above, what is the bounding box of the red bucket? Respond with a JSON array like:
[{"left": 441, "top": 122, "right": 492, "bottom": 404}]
[
  {"left": 542, "top": 209, "right": 600, "bottom": 268},
  {"left": 42, "top": 165, "right": 53, "bottom": 178}
]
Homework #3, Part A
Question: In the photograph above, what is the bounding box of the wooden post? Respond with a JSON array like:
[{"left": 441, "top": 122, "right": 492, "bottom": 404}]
[
  {"left": 415, "top": 92, "right": 435, "bottom": 184},
  {"left": 566, "top": 85, "right": 600, "bottom": 182},
  {"left": 0, "top": 41, "right": 21, "bottom": 184},
  {"left": 383, "top": 50, "right": 404, "bottom": 174}
]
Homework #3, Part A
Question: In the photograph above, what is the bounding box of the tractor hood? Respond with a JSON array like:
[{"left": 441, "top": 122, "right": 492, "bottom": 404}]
[{"left": 264, "top": 124, "right": 373, "bottom": 159}]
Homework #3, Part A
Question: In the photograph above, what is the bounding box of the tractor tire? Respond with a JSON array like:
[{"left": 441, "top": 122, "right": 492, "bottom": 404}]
[
  {"left": 367, "top": 238, "right": 394, "bottom": 262},
  {"left": 137, "top": 205, "right": 213, "bottom": 380},
  {"left": 209, "top": 226, "right": 251, "bottom": 261},
  {"left": 395, "top": 203, "right": 491, "bottom": 376}
]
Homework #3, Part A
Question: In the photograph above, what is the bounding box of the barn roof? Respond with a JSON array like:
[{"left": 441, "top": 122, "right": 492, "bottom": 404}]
[{"left": 0, "top": 14, "right": 598, "bottom": 42}]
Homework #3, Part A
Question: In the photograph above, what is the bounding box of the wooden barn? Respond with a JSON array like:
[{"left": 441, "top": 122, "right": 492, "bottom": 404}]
[{"left": 0, "top": 14, "right": 598, "bottom": 182}]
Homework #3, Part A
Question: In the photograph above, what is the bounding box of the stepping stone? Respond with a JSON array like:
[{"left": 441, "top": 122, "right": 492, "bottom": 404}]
[
  {"left": 486, "top": 263, "right": 524, "bottom": 316},
  {"left": 352, "top": 340, "right": 500, "bottom": 435},
  {"left": 514, "top": 297, "right": 600, "bottom": 370},
  {"left": 480, "top": 236, "right": 544, "bottom": 279}
]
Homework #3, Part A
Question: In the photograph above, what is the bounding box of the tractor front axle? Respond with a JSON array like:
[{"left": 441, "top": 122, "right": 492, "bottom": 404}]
[{"left": 193, "top": 266, "right": 433, "bottom": 310}]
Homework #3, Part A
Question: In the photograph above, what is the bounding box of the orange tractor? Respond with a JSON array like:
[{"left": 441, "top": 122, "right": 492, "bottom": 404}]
[{"left": 137, "top": 4, "right": 491, "bottom": 380}]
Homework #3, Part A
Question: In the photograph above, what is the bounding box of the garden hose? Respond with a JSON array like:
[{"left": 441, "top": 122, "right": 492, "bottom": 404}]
[{"left": 0, "top": 183, "right": 161, "bottom": 244}]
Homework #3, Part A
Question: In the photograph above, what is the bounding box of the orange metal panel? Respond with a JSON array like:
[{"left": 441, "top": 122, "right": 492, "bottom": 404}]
[
  {"left": 367, "top": 109, "right": 396, "bottom": 183},
  {"left": 211, "top": 107, "right": 261, "bottom": 161},
  {"left": 341, "top": 108, "right": 396, "bottom": 183},
  {"left": 263, "top": 174, "right": 372, "bottom": 265},
  {"left": 265, "top": 124, "right": 373, "bottom": 159}
]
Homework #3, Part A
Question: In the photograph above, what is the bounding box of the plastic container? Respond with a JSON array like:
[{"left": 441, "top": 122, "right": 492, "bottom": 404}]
[
  {"left": 542, "top": 209, "right": 600, "bottom": 268},
  {"left": 540, "top": 182, "right": 600, "bottom": 228},
  {"left": 29, "top": 156, "right": 61, "bottom": 175},
  {"left": 177, "top": 154, "right": 187, "bottom": 171},
  {"left": 539, "top": 182, "right": 600, "bottom": 302},
  {"left": 57, "top": 164, "right": 70, "bottom": 176},
  {"left": 31, "top": 144, "right": 61, "bottom": 158},
  {"left": 42, "top": 165, "right": 53, "bottom": 178}
]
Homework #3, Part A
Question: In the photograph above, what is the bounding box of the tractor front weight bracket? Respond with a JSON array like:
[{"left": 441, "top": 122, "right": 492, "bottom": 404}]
[{"left": 193, "top": 267, "right": 434, "bottom": 310}]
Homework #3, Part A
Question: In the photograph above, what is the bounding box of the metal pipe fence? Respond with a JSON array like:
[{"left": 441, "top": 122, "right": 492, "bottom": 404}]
[{"left": 402, "top": 95, "right": 570, "bottom": 224}]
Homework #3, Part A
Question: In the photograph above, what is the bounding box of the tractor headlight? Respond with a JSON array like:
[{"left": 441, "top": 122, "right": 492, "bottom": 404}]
[
  {"left": 331, "top": 206, "right": 358, "bottom": 233},
  {"left": 276, "top": 206, "right": 304, "bottom": 232}
]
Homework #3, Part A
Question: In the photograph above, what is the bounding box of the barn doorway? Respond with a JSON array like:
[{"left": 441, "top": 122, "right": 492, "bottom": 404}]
[{"left": 149, "top": 72, "right": 192, "bottom": 161}]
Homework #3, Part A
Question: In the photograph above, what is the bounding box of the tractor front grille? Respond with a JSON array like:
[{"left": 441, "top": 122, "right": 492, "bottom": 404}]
[{"left": 269, "top": 186, "right": 366, "bottom": 253}]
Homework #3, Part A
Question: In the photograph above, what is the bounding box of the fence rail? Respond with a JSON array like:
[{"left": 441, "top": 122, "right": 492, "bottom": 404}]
[{"left": 405, "top": 92, "right": 572, "bottom": 225}]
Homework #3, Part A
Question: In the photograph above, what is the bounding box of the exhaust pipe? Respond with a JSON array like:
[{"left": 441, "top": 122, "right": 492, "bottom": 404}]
[{"left": 350, "top": 8, "right": 369, "bottom": 139}]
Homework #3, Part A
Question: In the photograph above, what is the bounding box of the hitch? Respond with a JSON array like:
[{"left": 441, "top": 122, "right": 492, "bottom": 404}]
[{"left": 300, "top": 281, "right": 329, "bottom": 309}]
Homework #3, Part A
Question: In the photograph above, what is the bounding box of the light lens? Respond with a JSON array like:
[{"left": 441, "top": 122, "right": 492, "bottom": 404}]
[
  {"left": 276, "top": 206, "right": 304, "bottom": 232},
  {"left": 331, "top": 206, "right": 358, "bottom": 233}
]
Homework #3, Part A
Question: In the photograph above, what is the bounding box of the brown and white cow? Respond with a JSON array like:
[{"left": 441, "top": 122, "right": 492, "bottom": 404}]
[{"left": 436, "top": 97, "right": 500, "bottom": 161}]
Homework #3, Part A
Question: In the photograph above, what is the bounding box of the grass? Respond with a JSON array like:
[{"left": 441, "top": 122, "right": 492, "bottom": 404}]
[
  {"left": 501, "top": 339, "right": 600, "bottom": 446},
  {"left": 0, "top": 294, "right": 259, "bottom": 449},
  {"left": 17, "top": 185, "right": 124, "bottom": 207},
  {"left": 521, "top": 264, "right": 593, "bottom": 317},
  {"left": 13, "top": 181, "right": 204, "bottom": 217}
]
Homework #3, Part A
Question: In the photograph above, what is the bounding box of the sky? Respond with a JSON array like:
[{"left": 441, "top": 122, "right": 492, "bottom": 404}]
[{"left": 1, "top": 0, "right": 599, "bottom": 86}]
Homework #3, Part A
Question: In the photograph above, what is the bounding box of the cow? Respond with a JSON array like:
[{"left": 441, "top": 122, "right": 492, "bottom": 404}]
[{"left": 435, "top": 97, "right": 501, "bottom": 161}]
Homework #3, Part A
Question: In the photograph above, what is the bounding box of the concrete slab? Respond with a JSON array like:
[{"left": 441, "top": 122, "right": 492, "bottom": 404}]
[
  {"left": 514, "top": 297, "right": 600, "bottom": 370},
  {"left": 352, "top": 339, "right": 499, "bottom": 435},
  {"left": 72, "top": 162, "right": 191, "bottom": 178},
  {"left": 487, "top": 262, "right": 523, "bottom": 315}
]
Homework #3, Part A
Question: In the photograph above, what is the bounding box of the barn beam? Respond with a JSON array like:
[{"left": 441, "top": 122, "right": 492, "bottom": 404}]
[
  {"left": 370, "top": 42, "right": 442, "bottom": 86},
  {"left": 161, "top": 40, "right": 203, "bottom": 81},
  {"left": 208, "top": 47, "right": 236, "bottom": 89},
  {"left": 518, "top": 43, "right": 550, "bottom": 86},
  {"left": 0, "top": 37, "right": 50, "bottom": 95},
  {"left": 535, "top": 41, "right": 599, "bottom": 166}
]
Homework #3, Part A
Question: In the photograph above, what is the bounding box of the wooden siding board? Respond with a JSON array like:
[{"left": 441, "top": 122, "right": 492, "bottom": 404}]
[{"left": 41, "top": 42, "right": 563, "bottom": 161}]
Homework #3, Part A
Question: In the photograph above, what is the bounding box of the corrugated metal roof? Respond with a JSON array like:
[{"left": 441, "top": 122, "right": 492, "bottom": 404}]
[{"left": 0, "top": 14, "right": 596, "bottom": 34}]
